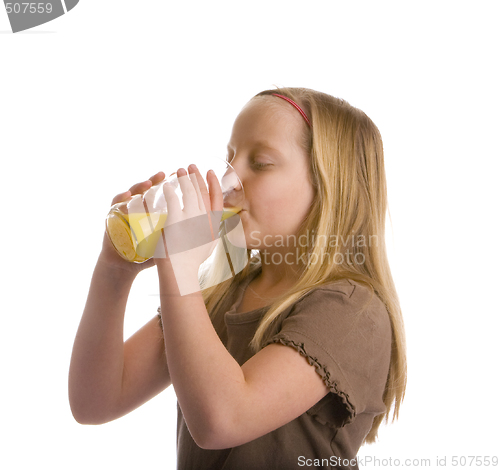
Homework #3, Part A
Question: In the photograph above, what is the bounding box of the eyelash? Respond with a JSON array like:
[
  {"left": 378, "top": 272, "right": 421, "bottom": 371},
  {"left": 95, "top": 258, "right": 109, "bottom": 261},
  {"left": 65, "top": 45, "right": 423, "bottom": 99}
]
[
  {"left": 226, "top": 154, "right": 270, "bottom": 171},
  {"left": 252, "top": 161, "right": 270, "bottom": 170}
]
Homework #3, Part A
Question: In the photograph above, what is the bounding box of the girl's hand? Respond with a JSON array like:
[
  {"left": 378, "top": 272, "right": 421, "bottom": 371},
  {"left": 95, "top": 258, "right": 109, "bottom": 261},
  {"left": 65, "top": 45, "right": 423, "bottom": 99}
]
[
  {"left": 155, "top": 165, "right": 223, "bottom": 293},
  {"left": 99, "top": 171, "right": 166, "bottom": 276}
]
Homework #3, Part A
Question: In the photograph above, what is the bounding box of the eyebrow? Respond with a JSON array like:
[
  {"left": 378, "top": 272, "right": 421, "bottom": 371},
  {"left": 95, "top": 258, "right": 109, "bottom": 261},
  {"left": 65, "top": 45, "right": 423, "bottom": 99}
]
[{"left": 226, "top": 141, "right": 284, "bottom": 159}]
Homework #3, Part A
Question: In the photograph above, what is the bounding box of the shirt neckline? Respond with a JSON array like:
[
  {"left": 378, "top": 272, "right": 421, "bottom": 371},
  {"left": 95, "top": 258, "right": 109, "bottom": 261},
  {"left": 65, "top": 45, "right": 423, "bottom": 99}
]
[{"left": 224, "top": 266, "right": 268, "bottom": 325}]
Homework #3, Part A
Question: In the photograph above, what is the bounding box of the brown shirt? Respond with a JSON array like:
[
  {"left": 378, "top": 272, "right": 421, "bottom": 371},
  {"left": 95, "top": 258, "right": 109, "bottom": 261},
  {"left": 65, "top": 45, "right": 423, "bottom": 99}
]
[{"left": 175, "top": 267, "right": 392, "bottom": 470}]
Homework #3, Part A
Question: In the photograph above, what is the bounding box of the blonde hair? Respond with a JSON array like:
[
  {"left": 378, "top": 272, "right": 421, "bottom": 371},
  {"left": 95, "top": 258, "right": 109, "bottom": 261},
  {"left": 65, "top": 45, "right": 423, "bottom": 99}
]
[{"left": 199, "top": 87, "right": 406, "bottom": 444}]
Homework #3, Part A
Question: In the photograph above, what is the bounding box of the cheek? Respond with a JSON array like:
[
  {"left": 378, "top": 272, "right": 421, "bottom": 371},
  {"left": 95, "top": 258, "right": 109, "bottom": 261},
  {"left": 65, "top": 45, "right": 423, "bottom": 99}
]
[
  {"left": 255, "top": 192, "right": 304, "bottom": 231},
  {"left": 253, "top": 186, "right": 289, "bottom": 216},
  {"left": 247, "top": 173, "right": 314, "bottom": 223},
  {"left": 279, "top": 176, "right": 313, "bottom": 209}
]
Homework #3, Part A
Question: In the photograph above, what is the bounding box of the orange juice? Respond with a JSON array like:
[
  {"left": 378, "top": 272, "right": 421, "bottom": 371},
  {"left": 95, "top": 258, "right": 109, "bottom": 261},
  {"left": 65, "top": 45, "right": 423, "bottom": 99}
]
[{"left": 106, "top": 206, "right": 241, "bottom": 263}]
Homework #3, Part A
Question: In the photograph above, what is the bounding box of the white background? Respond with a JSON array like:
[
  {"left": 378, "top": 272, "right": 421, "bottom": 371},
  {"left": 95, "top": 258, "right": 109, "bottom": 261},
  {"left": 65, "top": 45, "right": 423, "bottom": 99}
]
[{"left": 1, "top": 1, "right": 499, "bottom": 468}]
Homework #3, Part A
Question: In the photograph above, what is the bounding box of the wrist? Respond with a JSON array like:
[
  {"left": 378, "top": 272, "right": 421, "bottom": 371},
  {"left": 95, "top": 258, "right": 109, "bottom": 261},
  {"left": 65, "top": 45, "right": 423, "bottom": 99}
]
[
  {"left": 157, "top": 257, "right": 200, "bottom": 297},
  {"left": 95, "top": 253, "right": 139, "bottom": 284}
]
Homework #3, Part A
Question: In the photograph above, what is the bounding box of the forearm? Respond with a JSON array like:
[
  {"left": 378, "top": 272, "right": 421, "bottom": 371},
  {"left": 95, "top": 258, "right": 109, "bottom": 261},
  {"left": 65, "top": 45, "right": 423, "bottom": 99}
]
[
  {"left": 157, "top": 260, "right": 247, "bottom": 448},
  {"left": 68, "top": 255, "right": 136, "bottom": 424}
]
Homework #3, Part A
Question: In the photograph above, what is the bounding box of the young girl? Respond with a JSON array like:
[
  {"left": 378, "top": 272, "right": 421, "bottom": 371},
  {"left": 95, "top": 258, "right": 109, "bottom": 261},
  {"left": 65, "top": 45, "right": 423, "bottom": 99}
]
[{"left": 69, "top": 87, "right": 406, "bottom": 470}]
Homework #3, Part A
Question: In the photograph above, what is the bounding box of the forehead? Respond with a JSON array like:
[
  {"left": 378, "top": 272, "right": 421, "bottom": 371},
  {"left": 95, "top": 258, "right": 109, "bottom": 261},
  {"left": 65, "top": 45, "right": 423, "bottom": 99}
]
[{"left": 228, "top": 96, "right": 306, "bottom": 150}]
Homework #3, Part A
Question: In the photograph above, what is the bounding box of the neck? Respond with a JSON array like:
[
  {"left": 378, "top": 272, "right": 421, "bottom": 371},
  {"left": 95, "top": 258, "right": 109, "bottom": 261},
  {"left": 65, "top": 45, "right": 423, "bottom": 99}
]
[{"left": 254, "top": 248, "right": 305, "bottom": 291}]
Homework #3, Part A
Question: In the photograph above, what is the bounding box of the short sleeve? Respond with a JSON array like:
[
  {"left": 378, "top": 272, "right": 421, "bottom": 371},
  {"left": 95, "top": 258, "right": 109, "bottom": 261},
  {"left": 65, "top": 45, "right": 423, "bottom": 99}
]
[{"left": 263, "top": 281, "right": 392, "bottom": 429}]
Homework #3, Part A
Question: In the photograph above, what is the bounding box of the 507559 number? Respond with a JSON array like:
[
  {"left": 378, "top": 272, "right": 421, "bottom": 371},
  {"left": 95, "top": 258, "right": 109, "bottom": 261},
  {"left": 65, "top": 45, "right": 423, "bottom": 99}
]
[
  {"left": 452, "top": 456, "right": 498, "bottom": 466},
  {"left": 5, "top": 3, "right": 53, "bottom": 14}
]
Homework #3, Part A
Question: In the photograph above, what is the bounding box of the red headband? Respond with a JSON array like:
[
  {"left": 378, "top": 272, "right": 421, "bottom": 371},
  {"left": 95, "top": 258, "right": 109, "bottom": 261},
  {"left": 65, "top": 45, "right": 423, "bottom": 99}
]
[{"left": 271, "top": 93, "right": 311, "bottom": 127}]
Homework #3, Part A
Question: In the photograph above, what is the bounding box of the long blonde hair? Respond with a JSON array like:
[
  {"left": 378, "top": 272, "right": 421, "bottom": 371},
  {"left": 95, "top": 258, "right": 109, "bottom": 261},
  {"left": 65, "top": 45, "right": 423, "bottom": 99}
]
[{"left": 199, "top": 87, "right": 406, "bottom": 444}]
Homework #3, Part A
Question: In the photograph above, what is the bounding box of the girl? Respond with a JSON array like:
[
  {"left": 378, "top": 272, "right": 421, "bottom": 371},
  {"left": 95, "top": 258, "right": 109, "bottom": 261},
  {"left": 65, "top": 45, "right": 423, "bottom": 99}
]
[{"left": 69, "top": 87, "right": 406, "bottom": 470}]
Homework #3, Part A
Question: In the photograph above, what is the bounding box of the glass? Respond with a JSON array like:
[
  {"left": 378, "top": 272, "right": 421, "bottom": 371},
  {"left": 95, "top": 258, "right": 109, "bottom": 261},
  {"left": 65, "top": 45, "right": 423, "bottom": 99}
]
[{"left": 105, "top": 157, "right": 244, "bottom": 263}]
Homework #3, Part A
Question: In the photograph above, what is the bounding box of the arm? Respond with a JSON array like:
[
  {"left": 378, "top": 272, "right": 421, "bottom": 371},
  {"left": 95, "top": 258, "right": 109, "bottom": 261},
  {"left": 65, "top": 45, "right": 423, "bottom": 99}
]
[
  {"left": 157, "top": 262, "right": 329, "bottom": 449},
  {"left": 68, "top": 258, "right": 171, "bottom": 425},
  {"left": 156, "top": 166, "right": 329, "bottom": 449},
  {"left": 68, "top": 172, "right": 172, "bottom": 425}
]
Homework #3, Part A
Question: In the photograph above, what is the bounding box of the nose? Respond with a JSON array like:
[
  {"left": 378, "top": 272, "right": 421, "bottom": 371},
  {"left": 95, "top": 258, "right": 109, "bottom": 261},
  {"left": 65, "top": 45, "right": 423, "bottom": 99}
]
[{"left": 222, "top": 164, "right": 245, "bottom": 208}]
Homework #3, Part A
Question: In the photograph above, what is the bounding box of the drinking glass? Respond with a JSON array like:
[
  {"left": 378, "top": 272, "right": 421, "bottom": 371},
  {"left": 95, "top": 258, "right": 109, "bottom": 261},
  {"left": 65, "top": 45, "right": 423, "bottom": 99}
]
[{"left": 105, "top": 157, "right": 244, "bottom": 264}]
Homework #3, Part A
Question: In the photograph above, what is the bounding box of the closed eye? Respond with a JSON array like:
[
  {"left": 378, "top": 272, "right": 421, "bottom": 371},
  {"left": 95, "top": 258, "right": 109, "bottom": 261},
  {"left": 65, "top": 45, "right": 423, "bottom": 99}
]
[
  {"left": 226, "top": 151, "right": 272, "bottom": 170},
  {"left": 252, "top": 161, "right": 271, "bottom": 170}
]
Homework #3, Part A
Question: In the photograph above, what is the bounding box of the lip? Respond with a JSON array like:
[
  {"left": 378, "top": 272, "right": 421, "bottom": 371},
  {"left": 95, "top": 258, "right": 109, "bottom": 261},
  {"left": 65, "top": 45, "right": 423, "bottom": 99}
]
[{"left": 223, "top": 204, "right": 244, "bottom": 213}]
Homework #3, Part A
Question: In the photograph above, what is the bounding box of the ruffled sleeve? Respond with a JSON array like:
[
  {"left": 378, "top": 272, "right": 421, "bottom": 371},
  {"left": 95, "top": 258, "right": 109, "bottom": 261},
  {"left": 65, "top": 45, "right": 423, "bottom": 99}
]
[{"left": 263, "top": 280, "right": 392, "bottom": 429}]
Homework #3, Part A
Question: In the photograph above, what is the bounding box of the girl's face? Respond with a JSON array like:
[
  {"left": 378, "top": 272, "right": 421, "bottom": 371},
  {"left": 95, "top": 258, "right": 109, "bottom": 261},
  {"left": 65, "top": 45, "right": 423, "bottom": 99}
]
[{"left": 226, "top": 96, "right": 315, "bottom": 252}]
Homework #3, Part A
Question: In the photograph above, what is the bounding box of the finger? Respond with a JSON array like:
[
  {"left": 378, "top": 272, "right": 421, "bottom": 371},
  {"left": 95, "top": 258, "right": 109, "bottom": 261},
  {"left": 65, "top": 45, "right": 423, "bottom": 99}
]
[
  {"left": 111, "top": 190, "right": 131, "bottom": 206},
  {"left": 141, "top": 172, "right": 167, "bottom": 211},
  {"left": 149, "top": 171, "right": 165, "bottom": 186},
  {"left": 188, "top": 165, "right": 208, "bottom": 213},
  {"left": 128, "top": 179, "right": 153, "bottom": 196},
  {"left": 186, "top": 165, "right": 216, "bottom": 242},
  {"left": 177, "top": 168, "right": 198, "bottom": 212},
  {"left": 110, "top": 173, "right": 165, "bottom": 207},
  {"left": 207, "top": 170, "right": 223, "bottom": 241},
  {"left": 208, "top": 169, "right": 224, "bottom": 212},
  {"left": 163, "top": 178, "right": 182, "bottom": 219}
]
